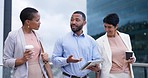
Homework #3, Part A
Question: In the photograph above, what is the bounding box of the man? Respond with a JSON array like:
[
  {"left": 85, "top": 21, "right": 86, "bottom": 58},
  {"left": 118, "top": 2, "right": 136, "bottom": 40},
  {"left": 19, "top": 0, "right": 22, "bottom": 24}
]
[{"left": 52, "top": 11, "right": 101, "bottom": 78}]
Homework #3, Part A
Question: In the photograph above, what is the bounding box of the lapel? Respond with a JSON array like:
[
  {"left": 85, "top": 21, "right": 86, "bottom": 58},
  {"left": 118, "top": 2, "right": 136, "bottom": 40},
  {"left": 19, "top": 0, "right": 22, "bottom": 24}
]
[
  {"left": 102, "top": 31, "right": 130, "bottom": 63},
  {"left": 117, "top": 31, "right": 130, "bottom": 51},
  {"left": 19, "top": 28, "right": 26, "bottom": 50},
  {"left": 102, "top": 33, "right": 112, "bottom": 63},
  {"left": 19, "top": 28, "right": 41, "bottom": 50},
  {"left": 18, "top": 28, "right": 29, "bottom": 68},
  {"left": 117, "top": 31, "right": 134, "bottom": 78}
]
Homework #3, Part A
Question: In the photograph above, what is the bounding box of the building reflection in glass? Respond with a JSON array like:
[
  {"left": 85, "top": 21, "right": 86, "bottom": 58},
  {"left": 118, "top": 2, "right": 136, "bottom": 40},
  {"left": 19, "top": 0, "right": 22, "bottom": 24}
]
[{"left": 87, "top": 0, "right": 148, "bottom": 64}]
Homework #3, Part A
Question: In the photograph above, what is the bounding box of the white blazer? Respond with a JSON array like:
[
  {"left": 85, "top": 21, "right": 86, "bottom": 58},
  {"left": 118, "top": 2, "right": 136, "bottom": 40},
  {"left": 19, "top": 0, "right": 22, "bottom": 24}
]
[{"left": 96, "top": 31, "right": 136, "bottom": 78}]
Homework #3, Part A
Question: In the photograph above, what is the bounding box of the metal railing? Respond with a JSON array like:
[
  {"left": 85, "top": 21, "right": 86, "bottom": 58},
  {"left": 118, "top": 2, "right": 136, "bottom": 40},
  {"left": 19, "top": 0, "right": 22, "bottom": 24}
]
[
  {"left": 133, "top": 63, "right": 148, "bottom": 78},
  {"left": 1, "top": 63, "right": 148, "bottom": 78},
  {"left": 133, "top": 63, "right": 148, "bottom": 67}
]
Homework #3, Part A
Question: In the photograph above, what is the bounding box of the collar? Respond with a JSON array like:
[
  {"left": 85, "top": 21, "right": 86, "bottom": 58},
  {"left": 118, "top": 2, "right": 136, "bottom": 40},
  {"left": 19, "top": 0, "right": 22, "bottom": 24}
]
[{"left": 71, "top": 31, "right": 85, "bottom": 37}]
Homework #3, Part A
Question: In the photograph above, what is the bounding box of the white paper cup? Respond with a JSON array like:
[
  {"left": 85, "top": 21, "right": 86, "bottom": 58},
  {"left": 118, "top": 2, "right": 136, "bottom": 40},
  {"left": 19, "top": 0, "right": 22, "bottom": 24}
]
[
  {"left": 25, "top": 45, "right": 34, "bottom": 58},
  {"left": 25, "top": 45, "right": 34, "bottom": 50}
]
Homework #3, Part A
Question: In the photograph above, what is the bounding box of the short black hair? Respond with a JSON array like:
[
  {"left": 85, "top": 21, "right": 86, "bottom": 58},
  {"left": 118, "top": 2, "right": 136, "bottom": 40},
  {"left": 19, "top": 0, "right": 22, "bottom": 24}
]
[
  {"left": 20, "top": 7, "right": 38, "bottom": 25},
  {"left": 73, "top": 11, "right": 86, "bottom": 21},
  {"left": 103, "top": 13, "right": 119, "bottom": 27}
]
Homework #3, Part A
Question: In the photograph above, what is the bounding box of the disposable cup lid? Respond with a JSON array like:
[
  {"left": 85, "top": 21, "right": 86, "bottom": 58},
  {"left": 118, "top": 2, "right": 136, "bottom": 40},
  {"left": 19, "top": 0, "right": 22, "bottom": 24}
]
[
  {"left": 25, "top": 45, "right": 34, "bottom": 49},
  {"left": 125, "top": 51, "right": 133, "bottom": 52}
]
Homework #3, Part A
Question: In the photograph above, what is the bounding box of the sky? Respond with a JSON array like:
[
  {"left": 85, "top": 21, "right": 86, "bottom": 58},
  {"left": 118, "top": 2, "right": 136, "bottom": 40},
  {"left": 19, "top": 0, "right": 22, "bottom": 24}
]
[{"left": 12, "top": 0, "right": 86, "bottom": 57}]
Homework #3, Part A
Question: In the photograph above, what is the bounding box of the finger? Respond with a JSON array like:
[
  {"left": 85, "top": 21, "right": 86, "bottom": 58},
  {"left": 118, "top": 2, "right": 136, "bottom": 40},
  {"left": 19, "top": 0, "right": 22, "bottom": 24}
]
[
  {"left": 87, "top": 66, "right": 92, "bottom": 69},
  {"left": 42, "top": 53, "right": 48, "bottom": 58},
  {"left": 41, "top": 53, "right": 44, "bottom": 56},
  {"left": 87, "top": 66, "right": 95, "bottom": 71},
  {"left": 25, "top": 51, "right": 33, "bottom": 57},
  {"left": 73, "top": 58, "right": 82, "bottom": 62},
  {"left": 68, "top": 55, "right": 73, "bottom": 59},
  {"left": 44, "top": 53, "right": 48, "bottom": 56},
  {"left": 42, "top": 53, "right": 49, "bottom": 61},
  {"left": 24, "top": 50, "right": 30, "bottom": 54},
  {"left": 130, "top": 57, "right": 134, "bottom": 60},
  {"left": 73, "top": 59, "right": 81, "bottom": 62},
  {"left": 24, "top": 55, "right": 30, "bottom": 60},
  {"left": 87, "top": 67, "right": 92, "bottom": 70},
  {"left": 27, "top": 51, "right": 33, "bottom": 56},
  {"left": 79, "top": 58, "right": 82, "bottom": 61},
  {"left": 25, "top": 50, "right": 32, "bottom": 54}
]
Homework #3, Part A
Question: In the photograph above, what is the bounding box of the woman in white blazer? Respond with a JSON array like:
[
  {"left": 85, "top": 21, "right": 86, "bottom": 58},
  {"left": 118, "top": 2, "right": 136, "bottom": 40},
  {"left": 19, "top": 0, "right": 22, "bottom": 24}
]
[
  {"left": 96, "top": 13, "right": 136, "bottom": 78},
  {"left": 3, "top": 7, "right": 53, "bottom": 78}
]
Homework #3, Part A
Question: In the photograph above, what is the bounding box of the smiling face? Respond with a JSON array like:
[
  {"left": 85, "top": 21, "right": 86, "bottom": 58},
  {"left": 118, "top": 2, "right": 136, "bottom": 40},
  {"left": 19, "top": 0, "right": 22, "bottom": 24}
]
[
  {"left": 103, "top": 13, "right": 119, "bottom": 37},
  {"left": 104, "top": 23, "right": 118, "bottom": 37},
  {"left": 70, "top": 13, "right": 86, "bottom": 35}
]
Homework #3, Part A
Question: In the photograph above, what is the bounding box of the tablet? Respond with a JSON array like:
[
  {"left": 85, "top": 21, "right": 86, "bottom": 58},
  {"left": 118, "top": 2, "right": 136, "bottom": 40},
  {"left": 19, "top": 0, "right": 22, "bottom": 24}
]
[{"left": 80, "top": 59, "right": 103, "bottom": 70}]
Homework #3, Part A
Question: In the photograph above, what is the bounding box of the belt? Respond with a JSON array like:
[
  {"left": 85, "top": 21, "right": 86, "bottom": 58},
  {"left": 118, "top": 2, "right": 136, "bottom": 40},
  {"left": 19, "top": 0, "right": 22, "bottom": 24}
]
[{"left": 63, "top": 72, "right": 87, "bottom": 78}]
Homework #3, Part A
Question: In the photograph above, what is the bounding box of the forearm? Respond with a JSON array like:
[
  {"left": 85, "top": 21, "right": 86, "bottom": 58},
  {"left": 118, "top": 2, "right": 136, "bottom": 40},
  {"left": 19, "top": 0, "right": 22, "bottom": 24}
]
[
  {"left": 52, "top": 57, "right": 69, "bottom": 67},
  {"left": 44, "top": 63, "right": 53, "bottom": 78},
  {"left": 15, "top": 58, "right": 26, "bottom": 67},
  {"left": 95, "top": 71, "right": 100, "bottom": 78}
]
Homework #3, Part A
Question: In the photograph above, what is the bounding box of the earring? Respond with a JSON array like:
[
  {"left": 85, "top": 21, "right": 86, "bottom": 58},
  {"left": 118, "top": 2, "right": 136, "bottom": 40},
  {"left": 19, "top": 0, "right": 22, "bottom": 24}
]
[{"left": 27, "top": 26, "right": 30, "bottom": 28}]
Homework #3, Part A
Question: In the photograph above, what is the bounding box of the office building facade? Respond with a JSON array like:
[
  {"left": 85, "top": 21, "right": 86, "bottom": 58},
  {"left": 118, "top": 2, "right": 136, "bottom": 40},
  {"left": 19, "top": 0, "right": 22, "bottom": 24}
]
[{"left": 87, "top": 0, "right": 148, "bottom": 78}]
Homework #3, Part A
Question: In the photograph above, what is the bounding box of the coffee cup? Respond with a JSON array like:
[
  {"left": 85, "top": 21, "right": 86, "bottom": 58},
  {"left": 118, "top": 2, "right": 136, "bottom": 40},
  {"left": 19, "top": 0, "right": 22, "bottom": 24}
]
[
  {"left": 25, "top": 45, "right": 34, "bottom": 51},
  {"left": 25, "top": 45, "right": 34, "bottom": 58},
  {"left": 125, "top": 51, "right": 133, "bottom": 60}
]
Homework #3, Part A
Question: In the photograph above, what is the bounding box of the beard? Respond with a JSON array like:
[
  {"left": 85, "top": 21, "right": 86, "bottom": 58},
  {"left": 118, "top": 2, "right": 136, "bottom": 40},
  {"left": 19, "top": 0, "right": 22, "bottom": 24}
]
[{"left": 71, "top": 24, "right": 83, "bottom": 33}]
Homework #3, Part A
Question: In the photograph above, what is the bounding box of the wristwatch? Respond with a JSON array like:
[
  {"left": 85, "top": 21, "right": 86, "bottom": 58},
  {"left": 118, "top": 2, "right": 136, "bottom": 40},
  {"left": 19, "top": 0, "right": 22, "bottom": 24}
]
[{"left": 43, "top": 60, "right": 49, "bottom": 64}]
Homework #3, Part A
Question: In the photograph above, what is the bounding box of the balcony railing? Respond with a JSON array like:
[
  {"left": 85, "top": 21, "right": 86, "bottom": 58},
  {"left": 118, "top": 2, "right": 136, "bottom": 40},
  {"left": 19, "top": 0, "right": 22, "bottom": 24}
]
[
  {"left": 1, "top": 63, "right": 148, "bottom": 78},
  {"left": 133, "top": 63, "right": 148, "bottom": 78}
]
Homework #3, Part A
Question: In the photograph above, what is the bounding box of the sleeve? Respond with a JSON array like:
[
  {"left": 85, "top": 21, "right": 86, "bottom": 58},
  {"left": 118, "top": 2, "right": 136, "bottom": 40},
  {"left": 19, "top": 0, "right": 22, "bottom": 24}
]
[
  {"left": 91, "top": 39, "right": 102, "bottom": 60},
  {"left": 51, "top": 38, "right": 69, "bottom": 67},
  {"left": 127, "top": 34, "right": 132, "bottom": 50},
  {"left": 90, "top": 39, "right": 103, "bottom": 70},
  {"left": 3, "top": 32, "right": 16, "bottom": 68},
  {"left": 96, "top": 38, "right": 104, "bottom": 69},
  {"left": 96, "top": 39, "right": 103, "bottom": 57},
  {"left": 127, "top": 34, "right": 136, "bottom": 62}
]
